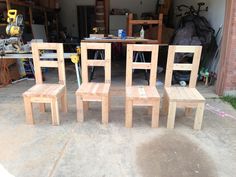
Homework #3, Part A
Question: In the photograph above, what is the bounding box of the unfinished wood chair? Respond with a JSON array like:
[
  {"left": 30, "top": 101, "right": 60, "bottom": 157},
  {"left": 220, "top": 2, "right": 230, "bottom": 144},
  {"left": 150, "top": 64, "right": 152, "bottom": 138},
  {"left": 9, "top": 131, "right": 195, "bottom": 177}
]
[
  {"left": 127, "top": 13, "right": 163, "bottom": 43},
  {"left": 125, "top": 44, "right": 160, "bottom": 128},
  {"left": 163, "top": 45, "right": 205, "bottom": 130},
  {"left": 76, "top": 42, "right": 111, "bottom": 124},
  {"left": 23, "top": 43, "right": 67, "bottom": 125}
]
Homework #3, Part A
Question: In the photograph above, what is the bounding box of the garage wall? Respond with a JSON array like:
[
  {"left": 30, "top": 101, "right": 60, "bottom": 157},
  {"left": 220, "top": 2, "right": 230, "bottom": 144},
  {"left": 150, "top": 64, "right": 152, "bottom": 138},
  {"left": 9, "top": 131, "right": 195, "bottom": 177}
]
[
  {"left": 173, "top": 0, "right": 226, "bottom": 43},
  {"left": 59, "top": 0, "right": 157, "bottom": 36}
]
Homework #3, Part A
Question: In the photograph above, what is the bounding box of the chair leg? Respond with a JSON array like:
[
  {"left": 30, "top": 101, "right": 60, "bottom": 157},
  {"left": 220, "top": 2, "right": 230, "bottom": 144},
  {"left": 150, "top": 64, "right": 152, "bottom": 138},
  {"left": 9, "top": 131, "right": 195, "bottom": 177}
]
[
  {"left": 151, "top": 100, "right": 160, "bottom": 128},
  {"left": 61, "top": 90, "right": 68, "bottom": 113},
  {"left": 102, "top": 96, "right": 109, "bottom": 124},
  {"left": 185, "top": 107, "right": 192, "bottom": 116},
  {"left": 194, "top": 102, "right": 205, "bottom": 130},
  {"left": 167, "top": 101, "right": 176, "bottom": 129},
  {"left": 51, "top": 98, "right": 60, "bottom": 126},
  {"left": 125, "top": 99, "right": 133, "bottom": 128},
  {"left": 84, "top": 101, "right": 89, "bottom": 111},
  {"left": 23, "top": 96, "right": 34, "bottom": 124},
  {"left": 162, "top": 91, "right": 169, "bottom": 116},
  {"left": 147, "top": 107, "right": 152, "bottom": 115},
  {"left": 39, "top": 103, "right": 46, "bottom": 113},
  {"left": 76, "top": 95, "right": 84, "bottom": 122},
  {"left": 108, "top": 93, "right": 111, "bottom": 112}
]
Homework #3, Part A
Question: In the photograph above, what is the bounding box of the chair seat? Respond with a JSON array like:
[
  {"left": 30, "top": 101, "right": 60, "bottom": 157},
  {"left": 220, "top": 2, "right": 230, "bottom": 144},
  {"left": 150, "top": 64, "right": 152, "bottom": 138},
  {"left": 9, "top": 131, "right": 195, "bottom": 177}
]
[
  {"left": 165, "top": 87, "right": 205, "bottom": 102},
  {"left": 126, "top": 86, "right": 160, "bottom": 100},
  {"left": 23, "top": 84, "right": 65, "bottom": 98},
  {"left": 76, "top": 83, "right": 110, "bottom": 96}
]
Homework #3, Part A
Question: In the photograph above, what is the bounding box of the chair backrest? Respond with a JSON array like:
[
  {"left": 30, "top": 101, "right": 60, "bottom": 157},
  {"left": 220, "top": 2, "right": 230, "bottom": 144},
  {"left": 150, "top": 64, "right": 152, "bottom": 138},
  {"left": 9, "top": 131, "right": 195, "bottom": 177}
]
[
  {"left": 127, "top": 13, "right": 163, "bottom": 43},
  {"left": 81, "top": 42, "right": 111, "bottom": 84},
  {"left": 165, "top": 45, "right": 202, "bottom": 88},
  {"left": 32, "top": 42, "right": 66, "bottom": 85},
  {"left": 126, "top": 44, "right": 159, "bottom": 87}
]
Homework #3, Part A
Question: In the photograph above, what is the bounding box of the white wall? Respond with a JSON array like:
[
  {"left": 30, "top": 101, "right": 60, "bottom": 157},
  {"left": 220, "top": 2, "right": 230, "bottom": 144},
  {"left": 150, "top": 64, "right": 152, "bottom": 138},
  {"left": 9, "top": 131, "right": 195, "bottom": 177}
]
[
  {"left": 59, "top": 0, "right": 95, "bottom": 36},
  {"left": 59, "top": 0, "right": 226, "bottom": 40},
  {"left": 59, "top": 0, "right": 156, "bottom": 36}
]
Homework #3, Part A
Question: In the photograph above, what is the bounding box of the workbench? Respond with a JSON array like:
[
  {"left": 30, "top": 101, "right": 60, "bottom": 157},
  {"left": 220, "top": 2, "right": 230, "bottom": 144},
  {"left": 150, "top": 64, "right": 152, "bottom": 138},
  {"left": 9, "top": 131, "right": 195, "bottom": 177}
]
[
  {"left": 0, "top": 53, "right": 76, "bottom": 59},
  {"left": 81, "top": 37, "right": 169, "bottom": 45}
]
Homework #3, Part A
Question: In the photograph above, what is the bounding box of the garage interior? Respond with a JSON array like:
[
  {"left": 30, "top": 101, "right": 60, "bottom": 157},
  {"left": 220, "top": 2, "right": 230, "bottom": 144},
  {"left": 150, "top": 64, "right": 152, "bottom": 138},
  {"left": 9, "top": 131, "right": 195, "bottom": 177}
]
[{"left": 0, "top": 0, "right": 236, "bottom": 177}]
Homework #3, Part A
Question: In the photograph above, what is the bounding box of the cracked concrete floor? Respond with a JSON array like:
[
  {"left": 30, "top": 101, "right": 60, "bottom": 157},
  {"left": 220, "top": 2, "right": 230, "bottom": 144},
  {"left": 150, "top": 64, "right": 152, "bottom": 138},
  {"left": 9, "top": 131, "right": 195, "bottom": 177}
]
[{"left": 0, "top": 65, "right": 236, "bottom": 177}]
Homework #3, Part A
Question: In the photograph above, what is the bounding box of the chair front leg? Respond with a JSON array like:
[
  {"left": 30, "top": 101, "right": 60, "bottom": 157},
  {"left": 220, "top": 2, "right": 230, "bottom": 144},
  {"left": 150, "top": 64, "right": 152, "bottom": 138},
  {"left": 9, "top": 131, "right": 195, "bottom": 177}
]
[
  {"left": 194, "top": 102, "right": 205, "bottom": 130},
  {"left": 167, "top": 101, "right": 177, "bottom": 129},
  {"left": 51, "top": 98, "right": 60, "bottom": 126},
  {"left": 61, "top": 90, "right": 68, "bottom": 113},
  {"left": 102, "top": 95, "right": 109, "bottom": 125},
  {"left": 24, "top": 96, "right": 34, "bottom": 124},
  {"left": 151, "top": 100, "right": 160, "bottom": 128},
  {"left": 76, "top": 95, "right": 84, "bottom": 122},
  {"left": 162, "top": 90, "right": 169, "bottom": 116},
  {"left": 125, "top": 98, "right": 133, "bottom": 128}
]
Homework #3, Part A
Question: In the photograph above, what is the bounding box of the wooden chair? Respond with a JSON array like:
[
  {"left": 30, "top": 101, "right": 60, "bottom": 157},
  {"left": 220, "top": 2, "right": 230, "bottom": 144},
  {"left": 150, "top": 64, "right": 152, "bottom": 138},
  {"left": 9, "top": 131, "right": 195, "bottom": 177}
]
[
  {"left": 127, "top": 13, "right": 163, "bottom": 43},
  {"left": 163, "top": 45, "right": 205, "bottom": 130},
  {"left": 125, "top": 44, "right": 160, "bottom": 128},
  {"left": 76, "top": 42, "right": 111, "bottom": 124},
  {"left": 23, "top": 43, "right": 67, "bottom": 125}
]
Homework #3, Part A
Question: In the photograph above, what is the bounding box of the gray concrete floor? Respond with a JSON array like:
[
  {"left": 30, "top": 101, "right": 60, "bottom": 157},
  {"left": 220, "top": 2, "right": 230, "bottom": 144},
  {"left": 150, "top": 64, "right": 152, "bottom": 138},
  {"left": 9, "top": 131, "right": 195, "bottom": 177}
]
[{"left": 0, "top": 62, "right": 236, "bottom": 177}]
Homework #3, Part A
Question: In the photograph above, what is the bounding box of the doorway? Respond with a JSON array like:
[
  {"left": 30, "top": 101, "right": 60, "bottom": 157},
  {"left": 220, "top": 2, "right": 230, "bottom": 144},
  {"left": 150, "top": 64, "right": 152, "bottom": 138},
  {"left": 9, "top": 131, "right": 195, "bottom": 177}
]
[{"left": 77, "top": 6, "right": 95, "bottom": 40}]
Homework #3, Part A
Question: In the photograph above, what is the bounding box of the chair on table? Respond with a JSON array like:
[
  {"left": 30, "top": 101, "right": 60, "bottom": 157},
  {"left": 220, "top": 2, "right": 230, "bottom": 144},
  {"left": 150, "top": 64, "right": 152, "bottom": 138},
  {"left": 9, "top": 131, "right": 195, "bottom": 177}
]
[
  {"left": 23, "top": 43, "right": 67, "bottom": 125},
  {"left": 125, "top": 44, "right": 160, "bottom": 128},
  {"left": 76, "top": 42, "right": 111, "bottom": 124},
  {"left": 163, "top": 45, "right": 205, "bottom": 130}
]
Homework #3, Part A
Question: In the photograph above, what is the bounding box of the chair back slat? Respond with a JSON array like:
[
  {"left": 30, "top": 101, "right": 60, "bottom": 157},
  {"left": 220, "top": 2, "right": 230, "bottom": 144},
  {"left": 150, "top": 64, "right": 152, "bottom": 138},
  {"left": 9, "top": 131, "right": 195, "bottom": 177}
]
[
  {"left": 164, "top": 45, "right": 202, "bottom": 88},
  {"left": 126, "top": 44, "right": 159, "bottom": 87},
  {"left": 81, "top": 42, "right": 111, "bottom": 84},
  {"left": 32, "top": 42, "right": 66, "bottom": 85}
]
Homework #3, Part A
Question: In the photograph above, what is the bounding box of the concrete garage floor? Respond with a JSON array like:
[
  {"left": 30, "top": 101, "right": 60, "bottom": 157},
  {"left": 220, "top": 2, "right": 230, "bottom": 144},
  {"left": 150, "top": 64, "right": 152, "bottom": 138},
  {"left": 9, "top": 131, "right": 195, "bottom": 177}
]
[{"left": 0, "top": 62, "right": 236, "bottom": 177}]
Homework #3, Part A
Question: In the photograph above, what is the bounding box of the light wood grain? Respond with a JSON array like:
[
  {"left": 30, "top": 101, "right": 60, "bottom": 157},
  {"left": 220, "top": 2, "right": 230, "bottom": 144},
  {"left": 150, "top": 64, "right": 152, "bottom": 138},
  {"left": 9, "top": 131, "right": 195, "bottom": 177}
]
[
  {"left": 125, "top": 44, "right": 160, "bottom": 128},
  {"left": 22, "top": 43, "right": 67, "bottom": 125},
  {"left": 164, "top": 45, "right": 206, "bottom": 130},
  {"left": 76, "top": 43, "right": 111, "bottom": 124}
]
